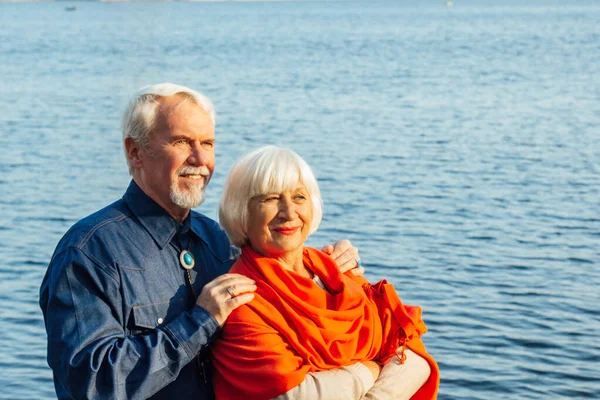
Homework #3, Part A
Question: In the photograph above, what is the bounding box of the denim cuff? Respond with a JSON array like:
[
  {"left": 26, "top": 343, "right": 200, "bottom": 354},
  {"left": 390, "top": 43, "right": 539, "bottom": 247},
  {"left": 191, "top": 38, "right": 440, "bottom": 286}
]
[{"left": 163, "top": 305, "right": 220, "bottom": 361}]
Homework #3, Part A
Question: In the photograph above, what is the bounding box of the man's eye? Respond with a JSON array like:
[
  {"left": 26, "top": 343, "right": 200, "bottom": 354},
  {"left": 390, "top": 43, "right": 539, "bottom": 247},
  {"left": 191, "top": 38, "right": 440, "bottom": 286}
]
[
  {"left": 175, "top": 139, "right": 187, "bottom": 145},
  {"left": 203, "top": 141, "right": 215, "bottom": 149}
]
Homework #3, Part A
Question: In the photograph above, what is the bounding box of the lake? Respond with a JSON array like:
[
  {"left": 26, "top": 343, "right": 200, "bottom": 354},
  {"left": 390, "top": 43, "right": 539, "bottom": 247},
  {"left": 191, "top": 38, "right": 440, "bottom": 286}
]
[{"left": 0, "top": 1, "right": 598, "bottom": 398}]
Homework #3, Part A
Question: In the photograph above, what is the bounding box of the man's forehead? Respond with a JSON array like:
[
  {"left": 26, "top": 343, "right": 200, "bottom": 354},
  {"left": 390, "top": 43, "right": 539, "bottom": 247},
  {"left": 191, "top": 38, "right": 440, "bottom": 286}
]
[
  {"left": 158, "top": 94, "right": 204, "bottom": 116},
  {"left": 154, "top": 95, "right": 214, "bottom": 132}
]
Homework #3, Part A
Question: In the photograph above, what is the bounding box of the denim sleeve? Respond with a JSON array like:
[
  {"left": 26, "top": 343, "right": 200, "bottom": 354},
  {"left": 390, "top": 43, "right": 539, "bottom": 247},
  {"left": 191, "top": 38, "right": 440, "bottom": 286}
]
[{"left": 40, "top": 247, "right": 220, "bottom": 399}]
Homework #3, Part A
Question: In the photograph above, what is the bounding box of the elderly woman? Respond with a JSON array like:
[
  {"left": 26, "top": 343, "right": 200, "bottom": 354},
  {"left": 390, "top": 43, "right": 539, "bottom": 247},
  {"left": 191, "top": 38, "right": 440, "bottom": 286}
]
[{"left": 211, "top": 146, "right": 439, "bottom": 400}]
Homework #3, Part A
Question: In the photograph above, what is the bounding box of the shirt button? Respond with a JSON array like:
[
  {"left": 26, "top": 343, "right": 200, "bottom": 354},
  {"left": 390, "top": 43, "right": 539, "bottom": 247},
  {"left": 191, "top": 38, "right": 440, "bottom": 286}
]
[{"left": 157, "top": 318, "right": 164, "bottom": 324}]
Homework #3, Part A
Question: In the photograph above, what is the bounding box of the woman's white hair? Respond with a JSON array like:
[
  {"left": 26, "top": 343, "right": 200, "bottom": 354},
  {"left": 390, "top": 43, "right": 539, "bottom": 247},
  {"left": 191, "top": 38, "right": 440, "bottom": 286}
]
[
  {"left": 219, "top": 145, "right": 323, "bottom": 248},
  {"left": 121, "top": 83, "right": 215, "bottom": 175}
]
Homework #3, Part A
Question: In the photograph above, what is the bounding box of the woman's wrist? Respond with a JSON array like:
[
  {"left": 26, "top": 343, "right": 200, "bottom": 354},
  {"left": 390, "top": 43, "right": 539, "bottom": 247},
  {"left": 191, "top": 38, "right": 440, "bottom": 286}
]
[{"left": 361, "top": 360, "right": 382, "bottom": 381}]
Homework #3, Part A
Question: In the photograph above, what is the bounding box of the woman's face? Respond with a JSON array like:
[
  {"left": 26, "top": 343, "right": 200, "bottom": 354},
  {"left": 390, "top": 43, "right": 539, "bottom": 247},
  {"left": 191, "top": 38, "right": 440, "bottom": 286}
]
[{"left": 246, "top": 183, "right": 313, "bottom": 260}]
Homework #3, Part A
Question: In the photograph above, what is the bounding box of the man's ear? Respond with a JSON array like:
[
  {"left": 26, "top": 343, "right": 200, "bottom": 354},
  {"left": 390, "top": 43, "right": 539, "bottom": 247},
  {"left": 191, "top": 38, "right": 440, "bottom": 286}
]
[{"left": 124, "top": 137, "right": 143, "bottom": 169}]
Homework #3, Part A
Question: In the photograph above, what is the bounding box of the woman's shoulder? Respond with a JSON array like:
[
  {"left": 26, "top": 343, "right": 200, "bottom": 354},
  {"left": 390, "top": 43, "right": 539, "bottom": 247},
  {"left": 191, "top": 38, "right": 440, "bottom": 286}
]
[
  {"left": 303, "top": 246, "right": 330, "bottom": 258},
  {"left": 304, "top": 246, "right": 370, "bottom": 288},
  {"left": 302, "top": 247, "right": 338, "bottom": 272},
  {"left": 228, "top": 255, "right": 256, "bottom": 279},
  {"left": 225, "top": 301, "right": 260, "bottom": 324},
  {"left": 223, "top": 297, "right": 279, "bottom": 341}
]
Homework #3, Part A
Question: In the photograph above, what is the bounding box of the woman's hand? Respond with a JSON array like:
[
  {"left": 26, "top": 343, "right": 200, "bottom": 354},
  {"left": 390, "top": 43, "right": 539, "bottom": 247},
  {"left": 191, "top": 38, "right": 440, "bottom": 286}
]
[
  {"left": 321, "top": 240, "right": 364, "bottom": 276},
  {"left": 362, "top": 349, "right": 432, "bottom": 400},
  {"left": 361, "top": 360, "right": 382, "bottom": 382}
]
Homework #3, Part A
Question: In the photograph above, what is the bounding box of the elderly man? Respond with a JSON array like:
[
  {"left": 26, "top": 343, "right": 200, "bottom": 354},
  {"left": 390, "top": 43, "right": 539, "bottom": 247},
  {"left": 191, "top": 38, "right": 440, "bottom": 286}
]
[{"left": 40, "top": 83, "right": 362, "bottom": 399}]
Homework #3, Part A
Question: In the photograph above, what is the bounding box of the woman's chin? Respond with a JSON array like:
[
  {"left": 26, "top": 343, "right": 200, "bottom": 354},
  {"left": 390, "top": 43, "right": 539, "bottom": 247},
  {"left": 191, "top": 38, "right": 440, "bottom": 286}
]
[{"left": 253, "top": 243, "right": 305, "bottom": 259}]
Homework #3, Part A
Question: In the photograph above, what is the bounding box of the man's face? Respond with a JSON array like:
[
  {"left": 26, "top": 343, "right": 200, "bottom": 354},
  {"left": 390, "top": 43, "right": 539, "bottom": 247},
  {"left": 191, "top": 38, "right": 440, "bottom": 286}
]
[{"left": 134, "top": 95, "right": 215, "bottom": 219}]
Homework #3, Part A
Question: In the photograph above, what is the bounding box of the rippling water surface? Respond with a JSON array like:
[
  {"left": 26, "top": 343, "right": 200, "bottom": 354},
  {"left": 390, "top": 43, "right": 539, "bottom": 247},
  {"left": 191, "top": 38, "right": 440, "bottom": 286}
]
[{"left": 1, "top": 1, "right": 599, "bottom": 399}]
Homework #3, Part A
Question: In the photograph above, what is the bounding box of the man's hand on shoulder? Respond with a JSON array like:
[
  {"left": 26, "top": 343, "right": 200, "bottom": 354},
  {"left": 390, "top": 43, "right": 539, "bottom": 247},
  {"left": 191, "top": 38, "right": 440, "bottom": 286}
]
[
  {"left": 196, "top": 274, "right": 257, "bottom": 326},
  {"left": 321, "top": 240, "right": 364, "bottom": 276}
]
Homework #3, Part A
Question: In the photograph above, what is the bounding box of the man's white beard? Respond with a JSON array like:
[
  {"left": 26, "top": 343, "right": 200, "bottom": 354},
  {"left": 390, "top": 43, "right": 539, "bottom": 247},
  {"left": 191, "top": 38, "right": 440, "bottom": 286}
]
[
  {"left": 170, "top": 166, "right": 210, "bottom": 209},
  {"left": 170, "top": 180, "right": 205, "bottom": 209}
]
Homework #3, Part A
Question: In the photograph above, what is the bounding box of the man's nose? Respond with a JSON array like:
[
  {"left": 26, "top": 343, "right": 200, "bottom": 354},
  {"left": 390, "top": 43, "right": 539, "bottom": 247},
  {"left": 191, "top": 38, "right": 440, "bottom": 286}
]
[{"left": 188, "top": 143, "right": 208, "bottom": 166}]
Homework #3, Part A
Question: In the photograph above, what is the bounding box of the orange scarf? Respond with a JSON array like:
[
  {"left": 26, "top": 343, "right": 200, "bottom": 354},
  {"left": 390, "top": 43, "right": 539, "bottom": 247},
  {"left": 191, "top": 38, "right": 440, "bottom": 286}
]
[{"left": 211, "top": 247, "right": 439, "bottom": 399}]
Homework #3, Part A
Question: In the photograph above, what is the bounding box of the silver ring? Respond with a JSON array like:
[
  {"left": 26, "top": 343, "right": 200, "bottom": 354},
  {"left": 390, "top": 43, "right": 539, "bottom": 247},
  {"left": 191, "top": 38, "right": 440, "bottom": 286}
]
[
  {"left": 227, "top": 286, "right": 235, "bottom": 298},
  {"left": 355, "top": 258, "right": 362, "bottom": 268}
]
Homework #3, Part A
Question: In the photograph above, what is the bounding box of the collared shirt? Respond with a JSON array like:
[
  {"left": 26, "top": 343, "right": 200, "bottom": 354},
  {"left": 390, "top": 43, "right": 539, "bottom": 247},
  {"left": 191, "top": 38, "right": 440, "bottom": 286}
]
[{"left": 40, "top": 181, "right": 238, "bottom": 399}]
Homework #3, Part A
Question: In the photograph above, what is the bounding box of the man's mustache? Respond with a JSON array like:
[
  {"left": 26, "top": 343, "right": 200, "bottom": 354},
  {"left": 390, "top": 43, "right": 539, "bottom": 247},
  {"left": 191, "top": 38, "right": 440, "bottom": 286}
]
[{"left": 176, "top": 166, "right": 210, "bottom": 177}]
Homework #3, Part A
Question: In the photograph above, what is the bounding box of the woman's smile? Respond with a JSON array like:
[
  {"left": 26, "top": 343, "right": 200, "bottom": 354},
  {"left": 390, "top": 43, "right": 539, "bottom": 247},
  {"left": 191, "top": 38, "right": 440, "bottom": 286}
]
[
  {"left": 245, "top": 184, "right": 313, "bottom": 262},
  {"left": 272, "top": 226, "right": 300, "bottom": 235}
]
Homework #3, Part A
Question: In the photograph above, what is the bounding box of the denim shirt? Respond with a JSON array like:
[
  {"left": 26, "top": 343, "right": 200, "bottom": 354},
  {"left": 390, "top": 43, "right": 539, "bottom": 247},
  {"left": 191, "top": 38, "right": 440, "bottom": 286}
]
[{"left": 40, "top": 181, "right": 238, "bottom": 399}]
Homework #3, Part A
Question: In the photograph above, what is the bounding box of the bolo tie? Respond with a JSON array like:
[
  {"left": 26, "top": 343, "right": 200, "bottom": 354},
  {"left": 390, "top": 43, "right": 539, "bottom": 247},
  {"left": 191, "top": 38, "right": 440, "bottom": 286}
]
[
  {"left": 173, "top": 226, "right": 197, "bottom": 301},
  {"left": 171, "top": 224, "right": 211, "bottom": 383}
]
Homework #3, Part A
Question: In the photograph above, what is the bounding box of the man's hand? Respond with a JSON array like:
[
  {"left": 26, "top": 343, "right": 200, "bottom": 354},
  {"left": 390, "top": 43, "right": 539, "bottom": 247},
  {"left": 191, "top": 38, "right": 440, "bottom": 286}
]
[
  {"left": 321, "top": 239, "right": 364, "bottom": 276},
  {"left": 196, "top": 273, "right": 257, "bottom": 326}
]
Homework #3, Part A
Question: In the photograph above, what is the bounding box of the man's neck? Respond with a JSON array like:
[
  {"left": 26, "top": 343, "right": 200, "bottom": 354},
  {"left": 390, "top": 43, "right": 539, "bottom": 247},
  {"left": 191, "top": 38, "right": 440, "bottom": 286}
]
[
  {"left": 132, "top": 177, "right": 191, "bottom": 223},
  {"left": 168, "top": 208, "right": 190, "bottom": 224}
]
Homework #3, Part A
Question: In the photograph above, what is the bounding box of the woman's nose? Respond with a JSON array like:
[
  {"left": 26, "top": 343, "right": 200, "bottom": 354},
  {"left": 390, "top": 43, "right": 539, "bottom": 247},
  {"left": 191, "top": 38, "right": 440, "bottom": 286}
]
[{"left": 278, "top": 199, "right": 296, "bottom": 219}]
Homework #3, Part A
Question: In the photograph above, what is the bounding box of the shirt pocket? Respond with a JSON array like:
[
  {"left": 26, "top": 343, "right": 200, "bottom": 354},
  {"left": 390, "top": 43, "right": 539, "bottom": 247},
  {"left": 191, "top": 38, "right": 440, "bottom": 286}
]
[{"left": 129, "top": 299, "right": 184, "bottom": 335}]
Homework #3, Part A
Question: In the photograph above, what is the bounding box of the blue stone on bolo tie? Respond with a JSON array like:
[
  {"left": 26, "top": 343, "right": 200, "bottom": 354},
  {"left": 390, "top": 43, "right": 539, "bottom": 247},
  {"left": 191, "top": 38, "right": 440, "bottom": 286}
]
[{"left": 179, "top": 250, "right": 195, "bottom": 270}]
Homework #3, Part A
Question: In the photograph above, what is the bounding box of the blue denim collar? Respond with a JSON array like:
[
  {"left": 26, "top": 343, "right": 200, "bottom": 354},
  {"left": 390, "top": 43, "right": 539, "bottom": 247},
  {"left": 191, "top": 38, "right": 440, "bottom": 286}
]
[{"left": 122, "top": 180, "right": 202, "bottom": 249}]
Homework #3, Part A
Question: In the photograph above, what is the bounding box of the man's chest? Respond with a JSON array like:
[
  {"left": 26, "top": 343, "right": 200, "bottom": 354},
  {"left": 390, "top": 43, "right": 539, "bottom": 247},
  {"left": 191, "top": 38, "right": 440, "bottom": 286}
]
[{"left": 112, "top": 237, "right": 231, "bottom": 335}]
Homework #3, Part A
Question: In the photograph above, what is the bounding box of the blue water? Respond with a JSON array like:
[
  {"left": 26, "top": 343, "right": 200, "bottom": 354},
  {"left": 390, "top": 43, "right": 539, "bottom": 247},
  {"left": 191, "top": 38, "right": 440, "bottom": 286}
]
[{"left": 1, "top": 1, "right": 599, "bottom": 399}]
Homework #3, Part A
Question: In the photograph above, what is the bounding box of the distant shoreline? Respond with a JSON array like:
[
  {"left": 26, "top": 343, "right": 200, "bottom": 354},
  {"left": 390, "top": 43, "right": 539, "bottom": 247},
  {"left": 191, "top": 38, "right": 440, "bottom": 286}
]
[{"left": 0, "top": 0, "right": 296, "bottom": 2}]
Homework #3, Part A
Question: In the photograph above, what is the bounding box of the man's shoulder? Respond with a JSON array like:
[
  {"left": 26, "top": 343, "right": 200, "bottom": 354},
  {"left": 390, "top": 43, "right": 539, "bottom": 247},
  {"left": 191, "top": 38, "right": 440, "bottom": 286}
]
[
  {"left": 53, "top": 199, "right": 132, "bottom": 256},
  {"left": 189, "top": 211, "right": 221, "bottom": 233}
]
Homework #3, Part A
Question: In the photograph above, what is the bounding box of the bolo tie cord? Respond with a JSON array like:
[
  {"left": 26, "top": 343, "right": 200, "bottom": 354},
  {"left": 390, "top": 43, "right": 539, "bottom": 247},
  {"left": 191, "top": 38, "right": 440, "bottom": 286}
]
[{"left": 186, "top": 269, "right": 197, "bottom": 299}]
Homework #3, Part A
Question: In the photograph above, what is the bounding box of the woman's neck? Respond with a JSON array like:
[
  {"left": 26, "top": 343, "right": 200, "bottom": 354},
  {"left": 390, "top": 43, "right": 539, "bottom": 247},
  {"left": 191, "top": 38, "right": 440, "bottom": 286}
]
[{"left": 254, "top": 247, "right": 313, "bottom": 279}]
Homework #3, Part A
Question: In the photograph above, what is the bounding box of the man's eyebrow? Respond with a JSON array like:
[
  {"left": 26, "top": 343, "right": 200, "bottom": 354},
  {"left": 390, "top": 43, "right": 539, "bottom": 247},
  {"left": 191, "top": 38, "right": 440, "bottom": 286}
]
[
  {"left": 169, "top": 135, "right": 190, "bottom": 141},
  {"left": 169, "top": 135, "right": 216, "bottom": 143}
]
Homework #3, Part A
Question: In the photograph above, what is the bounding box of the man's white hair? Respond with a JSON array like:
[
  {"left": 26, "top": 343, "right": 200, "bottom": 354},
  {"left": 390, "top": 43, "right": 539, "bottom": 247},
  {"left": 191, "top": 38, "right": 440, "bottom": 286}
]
[
  {"left": 121, "top": 83, "right": 216, "bottom": 175},
  {"left": 219, "top": 145, "right": 323, "bottom": 248}
]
